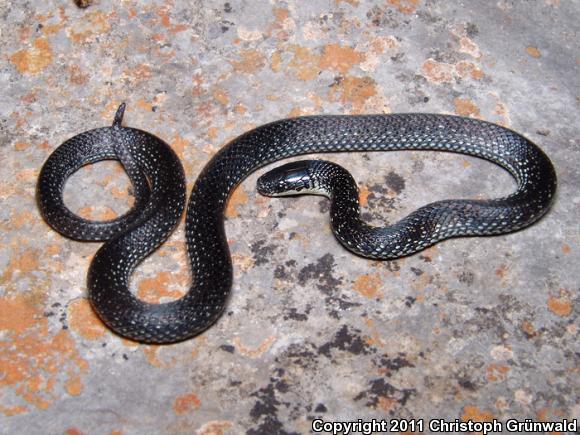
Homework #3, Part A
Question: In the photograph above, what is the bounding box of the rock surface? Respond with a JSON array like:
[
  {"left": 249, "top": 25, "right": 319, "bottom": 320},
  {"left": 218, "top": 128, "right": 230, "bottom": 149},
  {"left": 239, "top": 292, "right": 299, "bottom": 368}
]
[{"left": 1, "top": 1, "right": 578, "bottom": 433}]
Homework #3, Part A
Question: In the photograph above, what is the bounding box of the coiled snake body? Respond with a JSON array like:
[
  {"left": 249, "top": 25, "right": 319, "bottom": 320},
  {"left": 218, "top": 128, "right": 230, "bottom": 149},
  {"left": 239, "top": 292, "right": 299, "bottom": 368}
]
[{"left": 37, "top": 105, "right": 556, "bottom": 343}]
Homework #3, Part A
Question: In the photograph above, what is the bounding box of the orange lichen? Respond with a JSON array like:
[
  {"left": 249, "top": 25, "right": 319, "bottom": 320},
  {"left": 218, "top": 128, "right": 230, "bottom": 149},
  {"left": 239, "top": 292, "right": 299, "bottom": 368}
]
[
  {"left": 0, "top": 295, "right": 89, "bottom": 413},
  {"left": 170, "top": 134, "right": 189, "bottom": 159},
  {"left": 455, "top": 60, "right": 484, "bottom": 80},
  {"left": 492, "top": 97, "right": 511, "bottom": 127},
  {"left": 0, "top": 295, "right": 38, "bottom": 334},
  {"left": 1, "top": 249, "right": 40, "bottom": 283},
  {"left": 233, "top": 336, "right": 276, "bottom": 358},
  {"left": 461, "top": 405, "right": 495, "bottom": 422},
  {"left": 353, "top": 274, "right": 382, "bottom": 298},
  {"left": 67, "top": 11, "right": 113, "bottom": 43},
  {"left": 234, "top": 103, "right": 247, "bottom": 114},
  {"left": 67, "top": 298, "right": 108, "bottom": 341},
  {"left": 521, "top": 320, "right": 537, "bottom": 337},
  {"left": 547, "top": 290, "right": 572, "bottom": 317},
  {"left": 358, "top": 185, "right": 370, "bottom": 207},
  {"left": 197, "top": 421, "right": 234, "bottom": 435},
  {"left": 486, "top": 363, "right": 510, "bottom": 382},
  {"left": 561, "top": 243, "right": 571, "bottom": 254},
  {"left": 458, "top": 36, "right": 481, "bottom": 58},
  {"left": 173, "top": 393, "right": 201, "bottom": 414},
  {"left": 329, "top": 76, "right": 377, "bottom": 113},
  {"left": 68, "top": 65, "right": 89, "bottom": 85},
  {"left": 377, "top": 396, "right": 397, "bottom": 412},
  {"left": 213, "top": 88, "right": 230, "bottom": 106},
  {"left": 454, "top": 97, "right": 481, "bottom": 118},
  {"left": 77, "top": 206, "right": 118, "bottom": 221},
  {"left": 123, "top": 64, "right": 153, "bottom": 84},
  {"left": 6, "top": 210, "right": 35, "bottom": 231},
  {"left": 526, "top": 46, "right": 541, "bottom": 58},
  {"left": 65, "top": 374, "right": 84, "bottom": 396},
  {"left": 421, "top": 59, "right": 454, "bottom": 83},
  {"left": 137, "top": 271, "right": 187, "bottom": 303},
  {"left": 387, "top": 0, "right": 420, "bottom": 14},
  {"left": 537, "top": 407, "right": 566, "bottom": 422},
  {"left": 136, "top": 98, "right": 153, "bottom": 112},
  {"left": 225, "top": 185, "right": 249, "bottom": 218},
  {"left": 11, "top": 38, "right": 53, "bottom": 74},
  {"left": 273, "top": 7, "right": 290, "bottom": 22},
  {"left": 319, "top": 44, "right": 362, "bottom": 74},
  {"left": 14, "top": 141, "right": 29, "bottom": 151},
  {"left": 230, "top": 50, "right": 266, "bottom": 74},
  {"left": 270, "top": 51, "right": 282, "bottom": 72},
  {"left": 288, "top": 45, "right": 321, "bottom": 81},
  {"left": 495, "top": 264, "right": 508, "bottom": 279}
]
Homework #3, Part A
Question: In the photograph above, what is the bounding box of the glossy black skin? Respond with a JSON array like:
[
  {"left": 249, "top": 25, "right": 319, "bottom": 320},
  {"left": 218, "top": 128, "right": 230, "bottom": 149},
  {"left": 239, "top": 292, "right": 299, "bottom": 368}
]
[
  {"left": 257, "top": 161, "right": 315, "bottom": 195},
  {"left": 37, "top": 106, "right": 557, "bottom": 343}
]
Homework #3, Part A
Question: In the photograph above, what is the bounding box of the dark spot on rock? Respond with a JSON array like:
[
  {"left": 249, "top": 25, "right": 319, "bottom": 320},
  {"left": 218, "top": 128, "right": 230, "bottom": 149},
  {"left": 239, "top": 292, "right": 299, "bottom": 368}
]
[
  {"left": 122, "top": 354, "right": 128, "bottom": 360},
  {"left": 274, "top": 265, "right": 288, "bottom": 280},
  {"left": 423, "top": 96, "right": 430, "bottom": 103},
  {"left": 318, "top": 325, "right": 372, "bottom": 357},
  {"left": 412, "top": 158, "right": 425, "bottom": 173},
  {"left": 284, "top": 307, "right": 310, "bottom": 321},
  {"left": 220, "top": 344, "right": 235, "bottom": 353},
  {"left": 410, "top": 267, "right": 423, "bottom": 276},
  {"left": 369, "top": 184, "right": 388, "bottom": 194},
  {"left": 416, "top": 10, "right": 443, "bottom": 25},
  {"left": 329, "top": 75, "right": 344, "bottom": 88},
  {"left": 375, "top": 353, "right": 415, "bottom": 375},
  {"left": 366, "top": 5, "right": 400, "bottom": 28},
  {"left": 251, "top": 239, "right": 278, "bottom": 266},
  {"left": 465, "top": 22, "right": 479, "bottom": 37},
  {"left": 247, "top": 416, "right": 298, "bottom": 435},
  {"left": 249, "top": 383, "right": 279, "bottom": 420},
  {"left": 224, "top": 2, "right": 232, "bottom": 12},
  {"left": 354, "top": 378, "right": 416, "bottom": 411},
  {"left": 297, "top": 254, "right": 359, "bottom": 317},
  {"left": 276, "top": 343, "right": 319, "bottom": 369},
  {"left": 314, "top": 403, "right": 327, "bottom": 413},
  {"left": 385, "top": 261, "right": 400, "bottom": 273},
  {"left": 404, "top": 296, "right": 416, "bottom": 307},
  {"left": 385, "top": 171, "right": 405, "bottom": 195},
  {"left": 390, "top": 52, "right": 405, "bottom": 63},
  {"left": 318, "top": 198, "right": 330, "bottom": 214},
  {"left": 458, "top": 377, "right": 477, "bottom": 391},
  {"left": 298, "top": 253, "right": 341, "bottom": 289},
  {"left": 419, "top": 254, "right": 431, "bottom": 262},
  {"left": 536, "top": 129, "right": 550, "bottom": 136},
  {"left": 459, "top": 270, "right": 475, "bottom": 286},
  {"left": 248, "top": 374, "right": 300, "bottom": 435}
]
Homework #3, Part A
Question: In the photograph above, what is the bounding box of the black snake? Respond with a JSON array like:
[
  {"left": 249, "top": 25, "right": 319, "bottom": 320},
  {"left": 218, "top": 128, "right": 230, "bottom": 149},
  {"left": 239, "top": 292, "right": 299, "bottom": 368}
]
[{"left": 37, "top": 104, "right": 557, "bottom": 343}]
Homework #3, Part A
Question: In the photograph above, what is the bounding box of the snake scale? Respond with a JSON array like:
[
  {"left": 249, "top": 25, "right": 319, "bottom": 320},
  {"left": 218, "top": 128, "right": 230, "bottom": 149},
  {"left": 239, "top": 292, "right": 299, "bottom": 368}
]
[{"left": 37, "top": 104, "right": 557, "bottom": 343}]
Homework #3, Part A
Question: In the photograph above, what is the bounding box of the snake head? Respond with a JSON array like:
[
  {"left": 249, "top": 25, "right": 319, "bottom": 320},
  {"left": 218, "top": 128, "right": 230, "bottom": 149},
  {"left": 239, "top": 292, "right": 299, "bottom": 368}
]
[{"left": 257, "top": 160, "right": 323, "bottom": 197}]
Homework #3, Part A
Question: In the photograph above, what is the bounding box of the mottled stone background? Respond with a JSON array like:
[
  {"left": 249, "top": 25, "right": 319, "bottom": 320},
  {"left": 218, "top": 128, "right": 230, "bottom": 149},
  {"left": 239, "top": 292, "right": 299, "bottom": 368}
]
[{"left": 1, "top": 0, "right": 578, "bottom": 434}]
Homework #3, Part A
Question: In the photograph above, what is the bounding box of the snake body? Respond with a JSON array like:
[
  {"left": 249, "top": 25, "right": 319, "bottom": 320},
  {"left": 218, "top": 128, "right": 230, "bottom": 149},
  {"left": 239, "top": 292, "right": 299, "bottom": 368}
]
[{"left": 37, "top": 105, "right": 556, "bottom": 343}]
